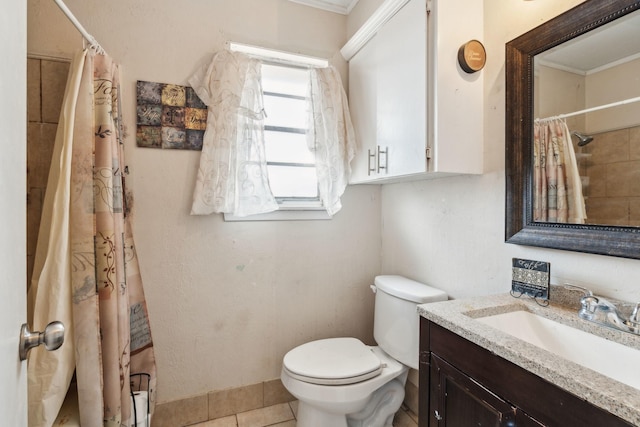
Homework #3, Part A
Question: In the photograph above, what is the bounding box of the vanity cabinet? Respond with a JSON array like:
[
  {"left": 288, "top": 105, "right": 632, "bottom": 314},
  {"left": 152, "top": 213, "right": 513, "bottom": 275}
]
[
  {"left": 419, "top": 318, "right": 634, "bottom": 427},
  {"left": 343, "top": 0, "right": 483, "bottom": 184}
]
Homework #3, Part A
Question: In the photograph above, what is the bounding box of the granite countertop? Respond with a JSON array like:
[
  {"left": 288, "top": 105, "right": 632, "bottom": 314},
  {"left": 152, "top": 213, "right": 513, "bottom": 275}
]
[{"left": 417, "top": 290, "right": 640, "bottom": 426}]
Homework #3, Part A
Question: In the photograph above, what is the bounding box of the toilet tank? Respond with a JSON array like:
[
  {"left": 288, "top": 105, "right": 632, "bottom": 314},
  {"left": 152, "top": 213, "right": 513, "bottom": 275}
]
[{"left": 373, "top": 275, "right": 447, "bottom": 370}]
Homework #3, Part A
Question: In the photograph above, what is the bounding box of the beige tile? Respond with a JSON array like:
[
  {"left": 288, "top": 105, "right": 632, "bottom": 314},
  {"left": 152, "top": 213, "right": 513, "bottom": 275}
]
[
  {"left": 630, "top": 126, "right": 640, "bottom": 161},
  {"left": 152, "top": 394, "right": 208, "bottom": 427},
  {"left": 630, "top": 198, "right": 640, "bottom": 222},
  {"left": 403, "top": 380, "right": 419, "bottom": 416},
  {"left": 209, "top": 383, "right": 263, "bottom": 420},
  {"left": 393, "top": 408, "right": 418, "bottom": 427},
  {"left": 27, "top": 122, "right": 58, "bottom": 189},
  {"left": 187, "top": 415, "right": 238, "bottom": 427},
  {"left": 27, "top": 58, "right": 41, "bottom": 122},
  {"left": 590, "top": 129, "right": 629, "bottom": 165},
  {"left": 585, "top": 164, "right": 606, "bottom": 198},
  {"left": 263, "top": 379, "right": 294, "bottom": 407},
  {"left": 586, "top": 196, "right": 629, "bottom": 225},
  {"left": 236, "top": 403, "right": 294, "bottom": 427},
  {"left": 26, "top": 187, "right": 43, "bottom": 256},
  {"left": 41, "top": 59, "right": 70, "bottom": 123},
  {"left": 288, "top": 401, "right": 298, "bottom": 419},
  {"left": 406, "top": 407, "right": 419, "bottom": 424},
  {"left": 268, "top": 422, "right": 296, "bottom": 427},
  {"left": 606, "top": 160, "right": 640, "bottom": 197}
]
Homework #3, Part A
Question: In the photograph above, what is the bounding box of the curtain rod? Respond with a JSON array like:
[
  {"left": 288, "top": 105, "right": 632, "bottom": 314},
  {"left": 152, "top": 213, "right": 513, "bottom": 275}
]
[
  {"left": 53, "top": 0, "right": 105, "bottom": 54},
  {"left": 227, "top": 42, "right": 328, "bottom": 68},
  {"left": 538, "top": 95, "right": 640, "bottom": 121}
]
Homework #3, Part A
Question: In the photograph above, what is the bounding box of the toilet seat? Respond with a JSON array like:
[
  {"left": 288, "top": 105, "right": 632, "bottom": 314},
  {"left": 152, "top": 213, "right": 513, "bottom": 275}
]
[{"left": 283, "top": 337, "right": 383, "bottom": 386}]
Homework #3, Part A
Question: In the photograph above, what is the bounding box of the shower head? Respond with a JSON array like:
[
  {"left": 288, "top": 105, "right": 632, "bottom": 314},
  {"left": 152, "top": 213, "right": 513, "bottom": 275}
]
[{"left": 572, "top": 131, "right": 594, "bottom": 147}]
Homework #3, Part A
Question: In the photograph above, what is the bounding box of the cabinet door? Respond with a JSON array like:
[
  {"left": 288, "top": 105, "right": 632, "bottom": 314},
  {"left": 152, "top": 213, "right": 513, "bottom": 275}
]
[
  {"left": 376, "top": 0, "right": 427, "bottom": 177},
  {"left": 348, "top": 34, "right": 378, "bottom": 183},
  {"left": 430, "top": 354, "right": 516, "bottom": 427}
]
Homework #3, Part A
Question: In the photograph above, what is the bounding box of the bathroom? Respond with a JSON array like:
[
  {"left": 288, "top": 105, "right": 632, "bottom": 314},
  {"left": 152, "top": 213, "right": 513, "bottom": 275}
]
[{"left": 5, "top": 0, "right": 640, "bottom": 425}]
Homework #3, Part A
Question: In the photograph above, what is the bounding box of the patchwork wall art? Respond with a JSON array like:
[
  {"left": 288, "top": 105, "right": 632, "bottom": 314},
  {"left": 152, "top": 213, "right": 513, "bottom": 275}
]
[{"left": 136, "top": 80, "right": 207, "bottom": 150}]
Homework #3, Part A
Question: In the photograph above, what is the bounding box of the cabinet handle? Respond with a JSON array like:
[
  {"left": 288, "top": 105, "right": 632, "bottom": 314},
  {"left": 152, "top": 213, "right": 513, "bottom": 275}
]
[
  {"left": 434, "top": 410, "right": 442, "bottom": 421},
  {"left": 377, "top": 146, "right": 388, "bottom": 174},
  {"left": 367, "top": 149, "right": 376, "bottom": 175}
]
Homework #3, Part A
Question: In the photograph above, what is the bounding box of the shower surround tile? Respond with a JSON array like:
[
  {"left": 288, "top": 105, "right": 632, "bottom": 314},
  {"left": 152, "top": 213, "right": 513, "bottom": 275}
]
[
  {"left": 582, "top": 125, "right": 640, "bottom": 225},
  {"left": 27, "top": 59, "right": 41, "bottom": 122},
  {"left": 41, "top": 60, "right": 70, "bottom": 123}
]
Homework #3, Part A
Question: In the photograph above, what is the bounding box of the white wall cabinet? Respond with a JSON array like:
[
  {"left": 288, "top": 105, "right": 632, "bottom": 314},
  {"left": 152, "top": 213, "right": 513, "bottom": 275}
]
[{"left": 343, "top": 0, "right": 484, "bottom": 184}]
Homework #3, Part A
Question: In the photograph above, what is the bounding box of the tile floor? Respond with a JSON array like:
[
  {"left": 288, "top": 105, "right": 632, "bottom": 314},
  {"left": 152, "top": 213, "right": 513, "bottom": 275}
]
[{"left": 186, "top": 400, "right": 419, "bottom": 427}]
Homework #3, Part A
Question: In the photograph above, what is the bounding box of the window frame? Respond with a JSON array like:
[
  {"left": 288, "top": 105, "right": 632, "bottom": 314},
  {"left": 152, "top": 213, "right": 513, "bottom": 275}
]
[{"left": 224, "top": 43, "right": 332, "bottom": 221}]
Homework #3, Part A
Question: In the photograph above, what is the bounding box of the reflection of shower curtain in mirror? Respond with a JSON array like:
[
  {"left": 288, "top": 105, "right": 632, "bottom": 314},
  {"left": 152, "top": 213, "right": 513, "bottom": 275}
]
[
  {"left": 27, "top": 49, "right": 157, "bottom": 427},
  {"left": 533, "top": 118, "right": 586, "bottom": 223}
]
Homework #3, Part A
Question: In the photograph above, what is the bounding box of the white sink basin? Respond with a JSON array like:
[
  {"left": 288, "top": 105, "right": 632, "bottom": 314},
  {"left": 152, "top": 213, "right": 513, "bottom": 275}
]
[{"left": 476, "top": 310, "right": 640, "bottom": 390}]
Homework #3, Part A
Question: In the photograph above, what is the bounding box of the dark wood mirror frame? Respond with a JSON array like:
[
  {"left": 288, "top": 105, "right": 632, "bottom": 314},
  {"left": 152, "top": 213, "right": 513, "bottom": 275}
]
[{"left": 505, "top": 0, "right": 640, "bottom": 259}]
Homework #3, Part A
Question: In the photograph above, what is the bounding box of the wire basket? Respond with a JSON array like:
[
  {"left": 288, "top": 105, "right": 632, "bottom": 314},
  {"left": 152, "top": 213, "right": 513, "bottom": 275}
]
[{"left": 130, "top": 373, "right": 151, "bottom": 427}]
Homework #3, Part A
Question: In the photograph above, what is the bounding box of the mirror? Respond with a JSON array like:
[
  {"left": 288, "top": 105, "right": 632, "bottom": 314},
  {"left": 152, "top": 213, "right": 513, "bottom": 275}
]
[{"left": 505, "top": 0, "right": 640, "bottom": 259}]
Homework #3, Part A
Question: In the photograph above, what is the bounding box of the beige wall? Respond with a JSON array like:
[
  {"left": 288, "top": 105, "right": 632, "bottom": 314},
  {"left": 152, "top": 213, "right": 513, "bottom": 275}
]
[
  {"left": 28, "top": 0, "right": 381, "bottom": 404},
  {"left": 380, "top": 0, "right": 640, "bottom": 306},
  {"left": 586, "top": 58, "right": 640, "bottom": 134},
  {"left": 28, "top": 0, "right": 640, "bottom": 410},
  {"left": 536, "top": 65, "right": 586, "bottom": 132},
  {"left": 535, "top": 58, "right": 640, "bottom": 134}
]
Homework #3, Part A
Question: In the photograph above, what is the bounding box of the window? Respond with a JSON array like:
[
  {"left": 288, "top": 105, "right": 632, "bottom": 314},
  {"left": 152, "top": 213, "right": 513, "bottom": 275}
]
[
  {"left": 223, "top": 44, "right": 332, "bottom": 221},
  {"left": 261, "top": 63, "right": 320, "bottom": 206}
]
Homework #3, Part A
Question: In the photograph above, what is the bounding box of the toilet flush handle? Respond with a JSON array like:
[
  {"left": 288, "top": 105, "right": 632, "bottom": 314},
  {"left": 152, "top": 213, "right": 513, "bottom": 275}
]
[{"left": 370, "top": 285, "right": 377, "bottom": 294}]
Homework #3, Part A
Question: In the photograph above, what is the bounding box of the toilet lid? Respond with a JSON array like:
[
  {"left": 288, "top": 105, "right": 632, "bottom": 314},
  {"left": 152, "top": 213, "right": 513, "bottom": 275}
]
[{"left": 283, "top": 338, "right": 383, "bottom": 385}]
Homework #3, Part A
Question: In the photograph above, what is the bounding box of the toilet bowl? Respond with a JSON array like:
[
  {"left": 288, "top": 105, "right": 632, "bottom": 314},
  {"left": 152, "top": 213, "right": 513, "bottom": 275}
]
[{"left": 281, "top": 275, "right": 447, "bottom": 427}]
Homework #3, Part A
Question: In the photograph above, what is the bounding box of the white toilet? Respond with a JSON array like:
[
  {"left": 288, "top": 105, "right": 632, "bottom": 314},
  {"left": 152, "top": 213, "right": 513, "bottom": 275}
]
[{"left": 281, "top": 275, "right": 447, "bottom": 427}]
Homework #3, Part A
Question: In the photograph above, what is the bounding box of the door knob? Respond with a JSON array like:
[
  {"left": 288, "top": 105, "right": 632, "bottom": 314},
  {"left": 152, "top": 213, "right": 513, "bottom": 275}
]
[{"left": 19, "top": 321, "right": 65, "bottom": 361}]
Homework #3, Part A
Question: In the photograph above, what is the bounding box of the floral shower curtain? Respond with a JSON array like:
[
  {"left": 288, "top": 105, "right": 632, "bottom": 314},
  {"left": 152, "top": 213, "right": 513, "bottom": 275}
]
[
  {"left": 533, "top": 118, "right": 586, "bottom": 223},
  {"left": 28, "top": 49, "right": 156, "bottom": 427}
]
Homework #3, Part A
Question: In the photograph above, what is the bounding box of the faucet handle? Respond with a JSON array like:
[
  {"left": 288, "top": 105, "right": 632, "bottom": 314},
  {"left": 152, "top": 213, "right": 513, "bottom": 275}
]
[
  {"left": 563, "top": 283, "right": 593, "bottom": 297},
  {"left": 563, "top": 283, "right": 599, "bottom": 316},
  {"left": 579, "top": 295, "right": 600, "bottom": 315}
]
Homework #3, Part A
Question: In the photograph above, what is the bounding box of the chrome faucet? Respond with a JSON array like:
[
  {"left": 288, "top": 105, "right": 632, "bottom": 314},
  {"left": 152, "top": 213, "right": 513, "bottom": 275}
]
[{"left": 564, "top": 284, "right": 640, "bottom": 335}]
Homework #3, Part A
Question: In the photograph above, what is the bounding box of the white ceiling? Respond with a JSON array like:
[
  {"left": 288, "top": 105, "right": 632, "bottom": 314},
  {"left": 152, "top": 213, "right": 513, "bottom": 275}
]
[
  {"left": 288, "top": 0, "right": 360, "bottom": 15},
  {"left": 537, "top": 11, "right": 640, "bottom": 74}
]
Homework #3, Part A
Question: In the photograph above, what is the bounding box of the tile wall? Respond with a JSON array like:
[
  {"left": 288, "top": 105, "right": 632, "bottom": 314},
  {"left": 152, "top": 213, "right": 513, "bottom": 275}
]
[
  {"left": 152, "top": 379, "right": 294, "bottom": 427},
  {"left": 26, "top": 57, "right": 70, "bottom": 289},
  {"left": 152, "top": 379, "right": 419, "bottom": 427},
  {"left": 580, "top": 126, "right": 640, "bottom": 226}
]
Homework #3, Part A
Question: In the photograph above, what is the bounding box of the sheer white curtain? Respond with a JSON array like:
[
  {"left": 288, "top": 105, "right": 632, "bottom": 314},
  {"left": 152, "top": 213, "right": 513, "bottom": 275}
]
[
  {"left": 308, "top": 66, "right": 356, "bottom": 216},
  {"left": 189, "top": 50, "right": 277, "bottom": 217},
  {"left": 189, "top": 50, "right": 355, "bottom": 217}
]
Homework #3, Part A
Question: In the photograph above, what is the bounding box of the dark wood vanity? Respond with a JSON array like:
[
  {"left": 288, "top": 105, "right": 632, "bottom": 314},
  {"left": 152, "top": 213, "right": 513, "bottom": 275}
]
[{"left": 419, "top": 317, "right": 634, "bottom": 427}]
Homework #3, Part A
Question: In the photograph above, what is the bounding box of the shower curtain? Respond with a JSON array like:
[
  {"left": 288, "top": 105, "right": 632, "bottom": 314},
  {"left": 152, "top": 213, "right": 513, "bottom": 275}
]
[
  {"left": 27, "top": 49, "right": 157, "bottom": 427},
  {"left": 533, "top": 118, "right": 586, "bottom": 223}
]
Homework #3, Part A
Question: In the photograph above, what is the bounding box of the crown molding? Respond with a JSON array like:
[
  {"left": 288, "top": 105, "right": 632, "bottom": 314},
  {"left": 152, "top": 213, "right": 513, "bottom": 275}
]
[
  {"left": 288, "top": 0, "right": 360, "bottom": 15},
  {"left": 340, "top": 0, "right": 410, "bottom": 60}
]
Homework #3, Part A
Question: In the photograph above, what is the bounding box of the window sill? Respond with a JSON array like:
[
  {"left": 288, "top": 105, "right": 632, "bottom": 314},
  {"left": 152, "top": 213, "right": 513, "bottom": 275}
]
[{"left": 223, "top": 206, "right": 331, "bottom": 222}]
